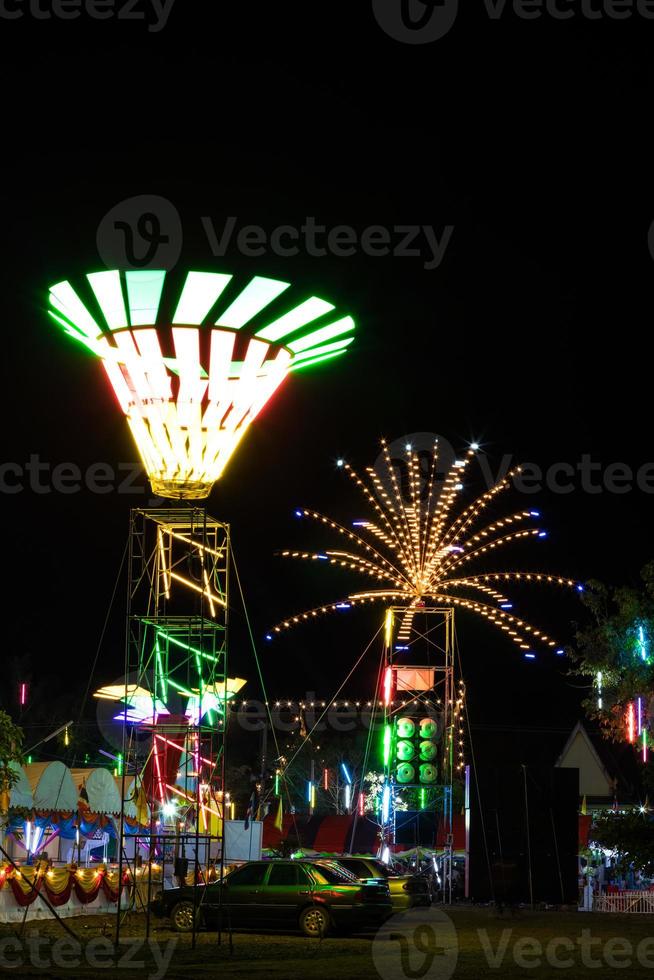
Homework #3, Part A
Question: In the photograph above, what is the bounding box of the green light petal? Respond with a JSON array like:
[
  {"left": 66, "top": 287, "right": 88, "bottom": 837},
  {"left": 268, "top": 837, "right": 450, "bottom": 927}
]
[
  {"left": 126, "top": 270, "right": 166, "bottom": 326},
  {"left": 173, "top": 271, "right": 232, "bottom": 324},
  {"left": 289, "top": 349, "right": 348, "bottom": 371},
  {"left": 216, "top": 275, "right": 290, "bottom": 329},
  {"left": 49, "top": 280, "right": 100, "bottom": 340},
  {"left": 87, "top": 270, "right": 129, "bottom": 330},
  {"left": 288, "top": 315, "right": 355, "bottom": 353},
  {"left": 256, "top": 297, "right": 334, "bottom": 343},
  {"left": 292, "top": 336, "right": 354, "bottom": 362},
  {"left": 48, "top": 310, "right": 101, "bottom": 355}
]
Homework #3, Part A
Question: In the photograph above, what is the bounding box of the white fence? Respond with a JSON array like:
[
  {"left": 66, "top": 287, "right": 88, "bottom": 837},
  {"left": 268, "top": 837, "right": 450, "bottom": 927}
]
[{"left": 595, "top": 890, "right": 654, "bottom": 913}]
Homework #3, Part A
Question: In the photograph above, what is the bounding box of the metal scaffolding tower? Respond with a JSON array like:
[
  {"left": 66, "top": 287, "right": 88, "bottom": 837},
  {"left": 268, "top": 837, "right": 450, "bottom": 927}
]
[
  {"left": 115, "top": 507, "right": 230, "bottom": 945},
  {"left": 380, "top": 605, "right": 461, "bottom": 903}
]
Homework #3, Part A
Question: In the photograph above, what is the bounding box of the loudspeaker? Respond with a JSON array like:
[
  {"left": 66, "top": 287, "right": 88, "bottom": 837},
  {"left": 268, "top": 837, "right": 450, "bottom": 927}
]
[{"left": 469, "top": 765, "right": 578, "bottom": 904}]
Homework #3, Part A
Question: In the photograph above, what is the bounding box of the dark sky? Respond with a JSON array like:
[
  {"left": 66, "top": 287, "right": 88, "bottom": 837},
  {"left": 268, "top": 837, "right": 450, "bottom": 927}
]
[{"left": 2, "top": 2, "right": 653, "bottom": 758}]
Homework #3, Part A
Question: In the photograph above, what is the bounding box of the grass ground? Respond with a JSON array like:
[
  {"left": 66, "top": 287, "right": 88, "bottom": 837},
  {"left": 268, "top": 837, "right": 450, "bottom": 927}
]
[{"left": 3, "top": 907, "right": 654, "bottom": 978}]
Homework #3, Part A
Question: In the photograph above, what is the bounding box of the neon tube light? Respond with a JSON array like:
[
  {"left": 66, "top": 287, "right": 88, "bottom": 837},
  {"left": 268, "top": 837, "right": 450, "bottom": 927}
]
[
  {"left": 155, "top": 631, "right": 219, "bottom": 664},
  {"left": 382, "top": 784, "right": 391, "bottom": 823},
  {"left": 155, "top": 733, "right": 213, "bottom": 768},
  {"left": 383, "top": 725, "right": 392, "bottom": 766},
  {"left": 627, "top": 703, "right": 636, "bottom": 744},
  {"left": 384, "top": 609, "right": 393, "bottom": 647},
  {"left": 639, "top": 626, "right": 648, "bottom": 662},
  {"left": 152, "top": 739, "right": 166, "bottom": 802},
  {"left": 383, "top": 667, "right": 393, "bottom": 706}
]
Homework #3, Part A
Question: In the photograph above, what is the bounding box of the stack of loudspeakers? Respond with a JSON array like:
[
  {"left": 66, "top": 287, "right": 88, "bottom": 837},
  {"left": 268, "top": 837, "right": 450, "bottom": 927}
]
[{"left": 395, "top": 715, "right": 440, "bottom": 785}]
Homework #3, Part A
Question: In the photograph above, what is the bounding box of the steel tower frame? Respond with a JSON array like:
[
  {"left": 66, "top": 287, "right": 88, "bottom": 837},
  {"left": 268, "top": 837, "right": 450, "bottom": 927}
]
[
  {"left": 115, "top": 507, "right": 229, "bottom": 946},
  {"left": 380, "top": 605, "right": 457, "bottom": 903}
]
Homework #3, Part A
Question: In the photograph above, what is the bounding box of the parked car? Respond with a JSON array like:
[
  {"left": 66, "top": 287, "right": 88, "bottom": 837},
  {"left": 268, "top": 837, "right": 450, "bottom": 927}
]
[
  {"left": 149, "top": 859, "right": 393, "bottom": 936},
  {"left": 323, "top": 856, "right": 431, "bottom": 910}
]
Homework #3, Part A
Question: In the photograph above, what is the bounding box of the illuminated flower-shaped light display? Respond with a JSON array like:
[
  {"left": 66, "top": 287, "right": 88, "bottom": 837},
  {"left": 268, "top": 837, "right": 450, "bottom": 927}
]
[
  {"left": 93, "top": 678, "right": 246, "bottom": 727},
  {"left": 47, "top": 270, "right": 355, "bottom": 498}
]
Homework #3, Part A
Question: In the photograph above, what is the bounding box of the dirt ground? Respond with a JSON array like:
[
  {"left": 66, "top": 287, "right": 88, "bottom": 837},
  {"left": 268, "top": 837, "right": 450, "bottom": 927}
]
[{"left": 3, "top": 907, "right": 654, "bottom": 979}]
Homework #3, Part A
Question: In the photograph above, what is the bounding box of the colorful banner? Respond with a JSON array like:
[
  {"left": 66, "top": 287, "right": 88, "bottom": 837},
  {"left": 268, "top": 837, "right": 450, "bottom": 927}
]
[{"left": 0, "top": 865, "right": 129, "bottom": 908}]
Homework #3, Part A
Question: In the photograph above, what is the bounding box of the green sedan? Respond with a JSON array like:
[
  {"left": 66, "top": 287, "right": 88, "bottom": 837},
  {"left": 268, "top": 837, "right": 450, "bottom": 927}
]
[{"left": 149, "top": 859, "right": 393, "bottom": 936}]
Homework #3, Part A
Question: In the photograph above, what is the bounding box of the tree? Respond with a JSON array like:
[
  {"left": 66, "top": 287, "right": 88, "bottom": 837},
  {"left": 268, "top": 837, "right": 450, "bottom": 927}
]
[
  {"left": 568, "top": 562, "right": 654, "bottom": 743},
  {"left": 591, "top": 810, "right": 654, "bottom": 876},
  {"left": 0, "top": 710, "right": 25, "bottom": 813}
]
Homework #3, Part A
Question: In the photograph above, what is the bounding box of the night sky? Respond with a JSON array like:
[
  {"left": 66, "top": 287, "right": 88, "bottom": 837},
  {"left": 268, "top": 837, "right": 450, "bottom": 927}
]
[{"left": 2, "top": 3, "right": 653, "bottom": 764}]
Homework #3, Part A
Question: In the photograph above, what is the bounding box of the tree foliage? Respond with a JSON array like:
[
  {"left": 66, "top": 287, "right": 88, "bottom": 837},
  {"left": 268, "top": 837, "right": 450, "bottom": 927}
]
[
  {"left": 591, "top": 810, "right": 654, "bottom": 876},
  {"left": 568, "top": 562, "right": 654, "bottom": 741},
  {"left": 0, "top": 710, "right": 25, "bottom": 804}
]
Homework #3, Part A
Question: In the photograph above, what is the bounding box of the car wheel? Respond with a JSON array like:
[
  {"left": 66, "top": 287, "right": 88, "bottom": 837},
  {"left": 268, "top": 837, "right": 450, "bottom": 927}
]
[
  {"left": 170, "top": 900, "right": 199, "bottom": 933},
  {"left": 299, "top": 904, "right": 331, "bottom": 937}
]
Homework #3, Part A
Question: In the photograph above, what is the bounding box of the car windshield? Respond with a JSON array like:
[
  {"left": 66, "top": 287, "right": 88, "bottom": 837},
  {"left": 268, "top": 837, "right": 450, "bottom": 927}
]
[{"left": 310, "top": 862, "right": 360, "bottom": 884}]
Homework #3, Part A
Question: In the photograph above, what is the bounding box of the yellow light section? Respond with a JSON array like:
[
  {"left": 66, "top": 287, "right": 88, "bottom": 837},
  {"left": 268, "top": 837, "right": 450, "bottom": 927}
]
[
  {"left": 93, "top": 683, "right": 152, "bottom": 701},
  {"left": 48, "top": 271, "right": 356, "bottom": 499},
  {"left": 96, "top": 326, "right": 291, "bottom": 499}
]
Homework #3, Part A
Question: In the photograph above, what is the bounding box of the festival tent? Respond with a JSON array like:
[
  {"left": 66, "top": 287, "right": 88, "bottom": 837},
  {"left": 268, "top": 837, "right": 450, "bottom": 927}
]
[
  {"left": 24, "top": 762, "right": 78, "bottom": 812},
  {"left": 70, "top": 769, "right": 121, "bottom": 816},
  {"left": 8, "top": 762, "right": 32, "bottom": 809},
  {"left": 115, "top": 775, "right": 150, "bottom": 825}
]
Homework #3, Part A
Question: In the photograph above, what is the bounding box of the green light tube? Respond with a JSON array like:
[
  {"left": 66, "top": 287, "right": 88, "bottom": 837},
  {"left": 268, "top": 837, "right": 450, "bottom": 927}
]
[
  {"left": 173, "top": 271, "right": 232, "bottom": 324},
  {"left": 291, "top": 336, "right": 354, "bottom": 362},
  {"left": 289, "top": 349, "right": 347, "bottom": 372},
  {"left": 215, "top": 275, "right": 290, "bottom": 329},
  {"left": 155, "top": 640, "right": 167, "bottom": 704},
  {"left": 48, "top": 310, "right": 99, "bottom": 355},
  {"left": 287, "top": 315, "right": 355, "bottom": 354},
  {"left": 256, "top": 297, "right": 334, "bottom": 343},
  {"left": 126, "top": 270, "right": 166, "bottom": 326},
  {"left": 166, "top": 677, "right": 196, "bottom": 699},
  {"left": 156, "top": 630, "right": 218, "bottom": 663},
  {"left": 87, "top": 270, "right": 128, "bottom": 330},
  {"left": 383, "top": 724, "right": 392, "bottom": 766},
  {"left": 49, "top": 280, "right": 101, "bottom": 340}
]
